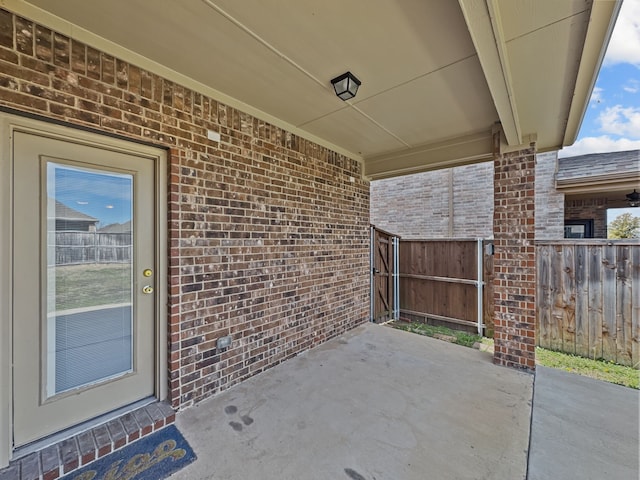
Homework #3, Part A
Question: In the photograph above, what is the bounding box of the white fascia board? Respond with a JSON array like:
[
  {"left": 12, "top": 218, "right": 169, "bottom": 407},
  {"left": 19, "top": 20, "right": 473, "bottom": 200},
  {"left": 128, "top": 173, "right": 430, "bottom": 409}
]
[
  {"left": 563, "top": 0, "right": 622, "bottom": 147},
  {"left": 458, "top": 0, "right": 521, "bottom": 146}
]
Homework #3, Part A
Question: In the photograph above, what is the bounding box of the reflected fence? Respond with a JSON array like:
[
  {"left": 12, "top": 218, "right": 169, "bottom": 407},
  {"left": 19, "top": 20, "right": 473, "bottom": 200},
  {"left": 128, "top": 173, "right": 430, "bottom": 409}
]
[{"left": 49, "top": 231, "right": 132, "bottom": 265}]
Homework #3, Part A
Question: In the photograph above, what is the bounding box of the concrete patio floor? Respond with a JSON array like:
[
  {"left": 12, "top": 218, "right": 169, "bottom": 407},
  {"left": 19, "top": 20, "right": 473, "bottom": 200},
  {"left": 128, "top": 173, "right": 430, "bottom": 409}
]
[
  {"left": 528, "top": 366, "right": 639, "bottom": 480},
  {"left": 172, "top": 323, "right": 639, "bottom": 479},
  {"left": 173, "top": 323, "right": 533, "bottom": 480}
]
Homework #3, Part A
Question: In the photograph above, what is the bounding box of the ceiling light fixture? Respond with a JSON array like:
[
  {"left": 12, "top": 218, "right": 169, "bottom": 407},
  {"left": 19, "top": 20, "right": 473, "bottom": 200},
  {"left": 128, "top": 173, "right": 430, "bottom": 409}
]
[
  {"left": 330, "top": 72, "right": 361, "bottom": 101},
  {"left": 626, "top": 189, "right": 640, "bottom": 207}
]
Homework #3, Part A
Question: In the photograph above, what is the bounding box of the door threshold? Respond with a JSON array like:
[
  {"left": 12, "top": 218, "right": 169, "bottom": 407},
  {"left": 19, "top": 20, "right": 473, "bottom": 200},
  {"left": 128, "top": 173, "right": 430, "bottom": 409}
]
[
  {"left": 6, "top": 399, "right": 175, "bottom": 480},
  {"left": 13, "top": 397, "right": 155, "bottom": 461}
]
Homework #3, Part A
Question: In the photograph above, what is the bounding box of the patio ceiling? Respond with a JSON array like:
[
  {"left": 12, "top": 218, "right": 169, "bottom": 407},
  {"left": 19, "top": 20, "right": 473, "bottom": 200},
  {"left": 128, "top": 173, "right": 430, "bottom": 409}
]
[{"left": 8, "top": 0, "right": 620, "bottom": 179}]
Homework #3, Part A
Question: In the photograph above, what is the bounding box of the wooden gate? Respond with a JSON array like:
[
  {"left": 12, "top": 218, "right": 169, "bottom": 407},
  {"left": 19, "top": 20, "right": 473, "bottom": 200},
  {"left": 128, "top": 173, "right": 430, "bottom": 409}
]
[
  {"left": 371, "top": 226, "right": 400, "bottom": 323},
  {"left": 398, "top": 239, "right": 493, "bottom": 335}
]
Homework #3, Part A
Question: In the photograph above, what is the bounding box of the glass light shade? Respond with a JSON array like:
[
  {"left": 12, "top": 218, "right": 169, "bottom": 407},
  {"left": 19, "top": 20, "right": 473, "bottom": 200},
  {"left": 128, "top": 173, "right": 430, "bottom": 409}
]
[
  {"left": 626, "top": 189, "right": 640, "bottom": 207},
  {"left": 331, "top": 72, "right": 361, "bottom": 101}
]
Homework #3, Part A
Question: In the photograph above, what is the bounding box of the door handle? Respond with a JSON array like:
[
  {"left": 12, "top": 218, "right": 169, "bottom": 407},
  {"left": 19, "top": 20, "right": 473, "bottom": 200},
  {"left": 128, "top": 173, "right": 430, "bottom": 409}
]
[{"left": 142, "top": 285, "right": 154, "bottom": 294}]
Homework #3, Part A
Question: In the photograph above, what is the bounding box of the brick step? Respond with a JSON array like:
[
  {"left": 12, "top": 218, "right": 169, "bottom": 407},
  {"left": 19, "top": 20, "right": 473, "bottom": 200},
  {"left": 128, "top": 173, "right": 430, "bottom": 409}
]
[{"left": 0, "top": 402, "right": 175, "bottom": 480}]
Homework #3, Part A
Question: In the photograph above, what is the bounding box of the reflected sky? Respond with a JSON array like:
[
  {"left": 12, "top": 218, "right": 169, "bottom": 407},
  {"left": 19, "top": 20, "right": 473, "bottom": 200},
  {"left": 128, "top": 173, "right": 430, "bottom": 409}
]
[{"left": 48, "top": 163, "right": 132, "bottom": 227}]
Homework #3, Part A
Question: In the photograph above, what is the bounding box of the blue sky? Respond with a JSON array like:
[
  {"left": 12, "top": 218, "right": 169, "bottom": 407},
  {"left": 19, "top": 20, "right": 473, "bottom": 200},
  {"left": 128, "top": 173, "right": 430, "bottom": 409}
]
[
  {"left": 559, "top": 1, "right": 640, "bottom": 224},
  {"left": 49, "top": 163, "right": 132, "bottom": 228},
  {"left": 560, "top": 0, "right": 640, "bottom": 158}
]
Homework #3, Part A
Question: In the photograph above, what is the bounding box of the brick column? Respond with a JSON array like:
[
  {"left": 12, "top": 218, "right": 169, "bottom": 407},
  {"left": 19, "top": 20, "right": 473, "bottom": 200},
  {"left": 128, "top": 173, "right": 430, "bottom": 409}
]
[{"left": 493, "top": 144, "right": 536, "bottom": 370}]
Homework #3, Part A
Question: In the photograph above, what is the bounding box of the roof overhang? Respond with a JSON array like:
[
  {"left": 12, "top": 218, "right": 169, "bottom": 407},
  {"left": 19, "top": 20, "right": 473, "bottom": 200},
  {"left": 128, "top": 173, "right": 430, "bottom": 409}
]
[
  {"left": 556, "top": 150, "right": 640, "bottom": 195},
  {"left": 556, "top": 174, "right": 640, "bottom": 195},
  {"left": 4, "top": 0, "right": 621, "bottom": 179}
]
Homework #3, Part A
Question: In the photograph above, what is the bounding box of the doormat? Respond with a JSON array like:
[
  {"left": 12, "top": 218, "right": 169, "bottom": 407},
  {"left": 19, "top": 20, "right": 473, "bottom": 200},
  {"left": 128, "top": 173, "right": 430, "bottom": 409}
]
[{"left": 62, "top": 424, "right": 196, "bottom": 480}]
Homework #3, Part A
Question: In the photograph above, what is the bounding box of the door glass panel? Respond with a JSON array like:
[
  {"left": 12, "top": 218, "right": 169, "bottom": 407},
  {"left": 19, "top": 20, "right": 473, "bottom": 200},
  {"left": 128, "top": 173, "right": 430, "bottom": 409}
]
[{"left": 46, "top": 162, "right": 134, "bottom": 397}]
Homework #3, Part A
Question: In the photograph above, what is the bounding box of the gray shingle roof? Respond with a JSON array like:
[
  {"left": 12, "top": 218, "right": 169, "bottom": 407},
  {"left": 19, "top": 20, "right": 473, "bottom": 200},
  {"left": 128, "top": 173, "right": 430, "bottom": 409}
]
[
  {"left": 48, "top": 198, "right": 98, "bottom": 222},
  {"left": 98, "top": 220, "right": 131, "bottom": 233},
  {"left": 557, "top": 150, "right": 640, "bottom": 183}
]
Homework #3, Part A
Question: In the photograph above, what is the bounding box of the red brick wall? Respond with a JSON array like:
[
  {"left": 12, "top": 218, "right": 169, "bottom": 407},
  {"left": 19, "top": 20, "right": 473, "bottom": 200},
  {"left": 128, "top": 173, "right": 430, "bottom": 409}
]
[
  {"left": 564, "top": 196, "right": 628, "bottom": 239},
  {"left": 493, "top": 145, "right": 536, "bottom": 371},
  {"left": 0, "top": 9, "right": 370, "bottom": 409}
]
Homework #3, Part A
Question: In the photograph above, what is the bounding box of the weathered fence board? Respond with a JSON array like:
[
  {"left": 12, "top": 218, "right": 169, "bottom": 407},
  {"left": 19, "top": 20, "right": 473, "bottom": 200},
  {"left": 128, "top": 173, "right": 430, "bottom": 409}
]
[
  {"left": 50, "top": 232, "right": 132, "bottom": 265},
  {"left": 632, "top": 247, "right": 640, "bottom": 367},
  {"left": 537, "top": 245, "right": 551, "bottom": 349},
  {"left": 549, "top": 245, "right": 564, "bottom": 352},
  {"left": 574, "top": 244, "right": 589, "bottom": 358},
  {"left": 536, "top": 241, "right": 639, "bottom": 368},
  {"left": 602, "top": 245, "right": 617, "bottom": 361},
  {"left": 588, "top": 245, "right": 603, "bottom": 360},
  {"left": 616, "top": 246, "right": 632, "bottom": 365},
  {"left": 561, "top": 245, "right": 576, "bottom": 354}
]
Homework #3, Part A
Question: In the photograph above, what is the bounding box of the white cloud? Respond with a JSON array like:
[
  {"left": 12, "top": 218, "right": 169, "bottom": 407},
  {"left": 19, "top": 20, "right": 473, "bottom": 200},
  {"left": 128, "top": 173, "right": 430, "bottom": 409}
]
[
  {"left": 604, "top": 0, "right": 640, "bottom": 67},
  {"left": 597, "top": 105, "right": 640, "bottom": 137},
  {"left": 590, "top": 86, "right": 604, "bottom": 104},
  {"left": 559, "top": 135, "right": 640, "bottom": 157},
  {"left": 623, "top": 79, "right": 639, "bottom": 93}
]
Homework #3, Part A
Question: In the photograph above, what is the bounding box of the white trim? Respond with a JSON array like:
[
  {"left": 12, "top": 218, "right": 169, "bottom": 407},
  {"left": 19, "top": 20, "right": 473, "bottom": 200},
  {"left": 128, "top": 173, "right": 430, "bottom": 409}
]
[
  {"left": 155, "top": 145, "right": 168, "bottom": 405},
  {"left": 458, "top": 0, "right": 522, "bottom": 146},
  {"left": 0, "top": 116, "right": 14, "bottom": 469}
]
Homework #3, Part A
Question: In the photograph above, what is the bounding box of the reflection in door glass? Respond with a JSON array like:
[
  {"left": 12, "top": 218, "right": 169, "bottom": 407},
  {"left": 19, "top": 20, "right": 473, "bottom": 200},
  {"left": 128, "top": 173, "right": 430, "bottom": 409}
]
[{"left": 46, "top": 163, "right": 133, "bottom": 396}]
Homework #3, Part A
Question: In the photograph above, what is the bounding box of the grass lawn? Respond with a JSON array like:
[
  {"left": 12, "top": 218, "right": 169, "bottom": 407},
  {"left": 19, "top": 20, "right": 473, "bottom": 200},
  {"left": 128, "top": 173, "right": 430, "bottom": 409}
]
[
  {"left": 390, "top": 321, "right": 482, "bottom": 348},
  {"left": 536, "top": 347, "right": 638, "bottom": 390},
  {"left": 52, "top": 263, "right": 132, "bottom": 311},
  {"left": 393, "top": 321, "right": 638, "bottom": 390}
]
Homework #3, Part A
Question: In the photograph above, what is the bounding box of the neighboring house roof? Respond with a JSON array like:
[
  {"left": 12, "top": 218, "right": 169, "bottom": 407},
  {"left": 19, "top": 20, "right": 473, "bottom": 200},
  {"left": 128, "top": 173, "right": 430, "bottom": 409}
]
[
  {"left": 556, "top": 150, "right": 640, "bottom": 194},
  {"left": 48, "top": 198, "right": 98, "bottom": 223},
  {"left": 98, "top": 221, "right": 131, "bottom": 233}
]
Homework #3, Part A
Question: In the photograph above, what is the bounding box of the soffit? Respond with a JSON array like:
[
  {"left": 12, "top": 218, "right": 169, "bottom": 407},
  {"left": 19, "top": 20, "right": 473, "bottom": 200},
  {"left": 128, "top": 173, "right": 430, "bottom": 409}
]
[{"left": 10, "top": 0, "right": 620, "bottom": 179}]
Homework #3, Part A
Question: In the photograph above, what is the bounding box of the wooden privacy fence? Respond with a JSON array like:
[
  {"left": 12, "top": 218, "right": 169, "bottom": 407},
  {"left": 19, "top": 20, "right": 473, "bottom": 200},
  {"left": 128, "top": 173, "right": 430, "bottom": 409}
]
[
  {"left": 398, "top": 239, "right": 494, "bottom": 335},
  {"left": 537, "top": 240, "right": 639, "bottom": 368},
  {"left": 49, "top": 231, "right": 132, "bottom": 265}
]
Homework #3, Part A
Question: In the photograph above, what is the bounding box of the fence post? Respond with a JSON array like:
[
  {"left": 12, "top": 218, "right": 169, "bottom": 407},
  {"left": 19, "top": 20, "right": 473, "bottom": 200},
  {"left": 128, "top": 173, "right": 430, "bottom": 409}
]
[
  {"left": 393, "top": 236, "right": 399, "bottom": 320},
  {"left": 477, "top": 238, "right": 484, "bottom": 336},
  {"left": 370, "top": 226, "right": 375, "bottom": 322},
  {"left": 93, "top": 230, "right": 98, "bottom": 263}
]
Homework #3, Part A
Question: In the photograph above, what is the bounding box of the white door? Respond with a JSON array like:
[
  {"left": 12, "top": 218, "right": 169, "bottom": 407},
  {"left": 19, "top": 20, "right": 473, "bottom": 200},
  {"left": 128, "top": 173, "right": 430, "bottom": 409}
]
[{"left": 12, "top": 130, "right": 157, "bottom": 447}]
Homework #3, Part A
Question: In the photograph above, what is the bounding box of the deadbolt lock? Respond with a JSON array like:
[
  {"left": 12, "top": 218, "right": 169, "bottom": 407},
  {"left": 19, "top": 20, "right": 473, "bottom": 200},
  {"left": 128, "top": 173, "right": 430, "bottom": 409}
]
[
  {"left": 143, "top": 269, "right": 153, "bottom": 277},
  {"left": 142, "top": 285, "right": 154, "bottom": 294}
]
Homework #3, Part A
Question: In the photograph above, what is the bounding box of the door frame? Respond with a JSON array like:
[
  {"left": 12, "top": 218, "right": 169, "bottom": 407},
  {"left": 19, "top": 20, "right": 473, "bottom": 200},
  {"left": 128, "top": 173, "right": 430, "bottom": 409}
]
[{"left": 0, "top": 112, "right": 168, "bottom": 466}]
